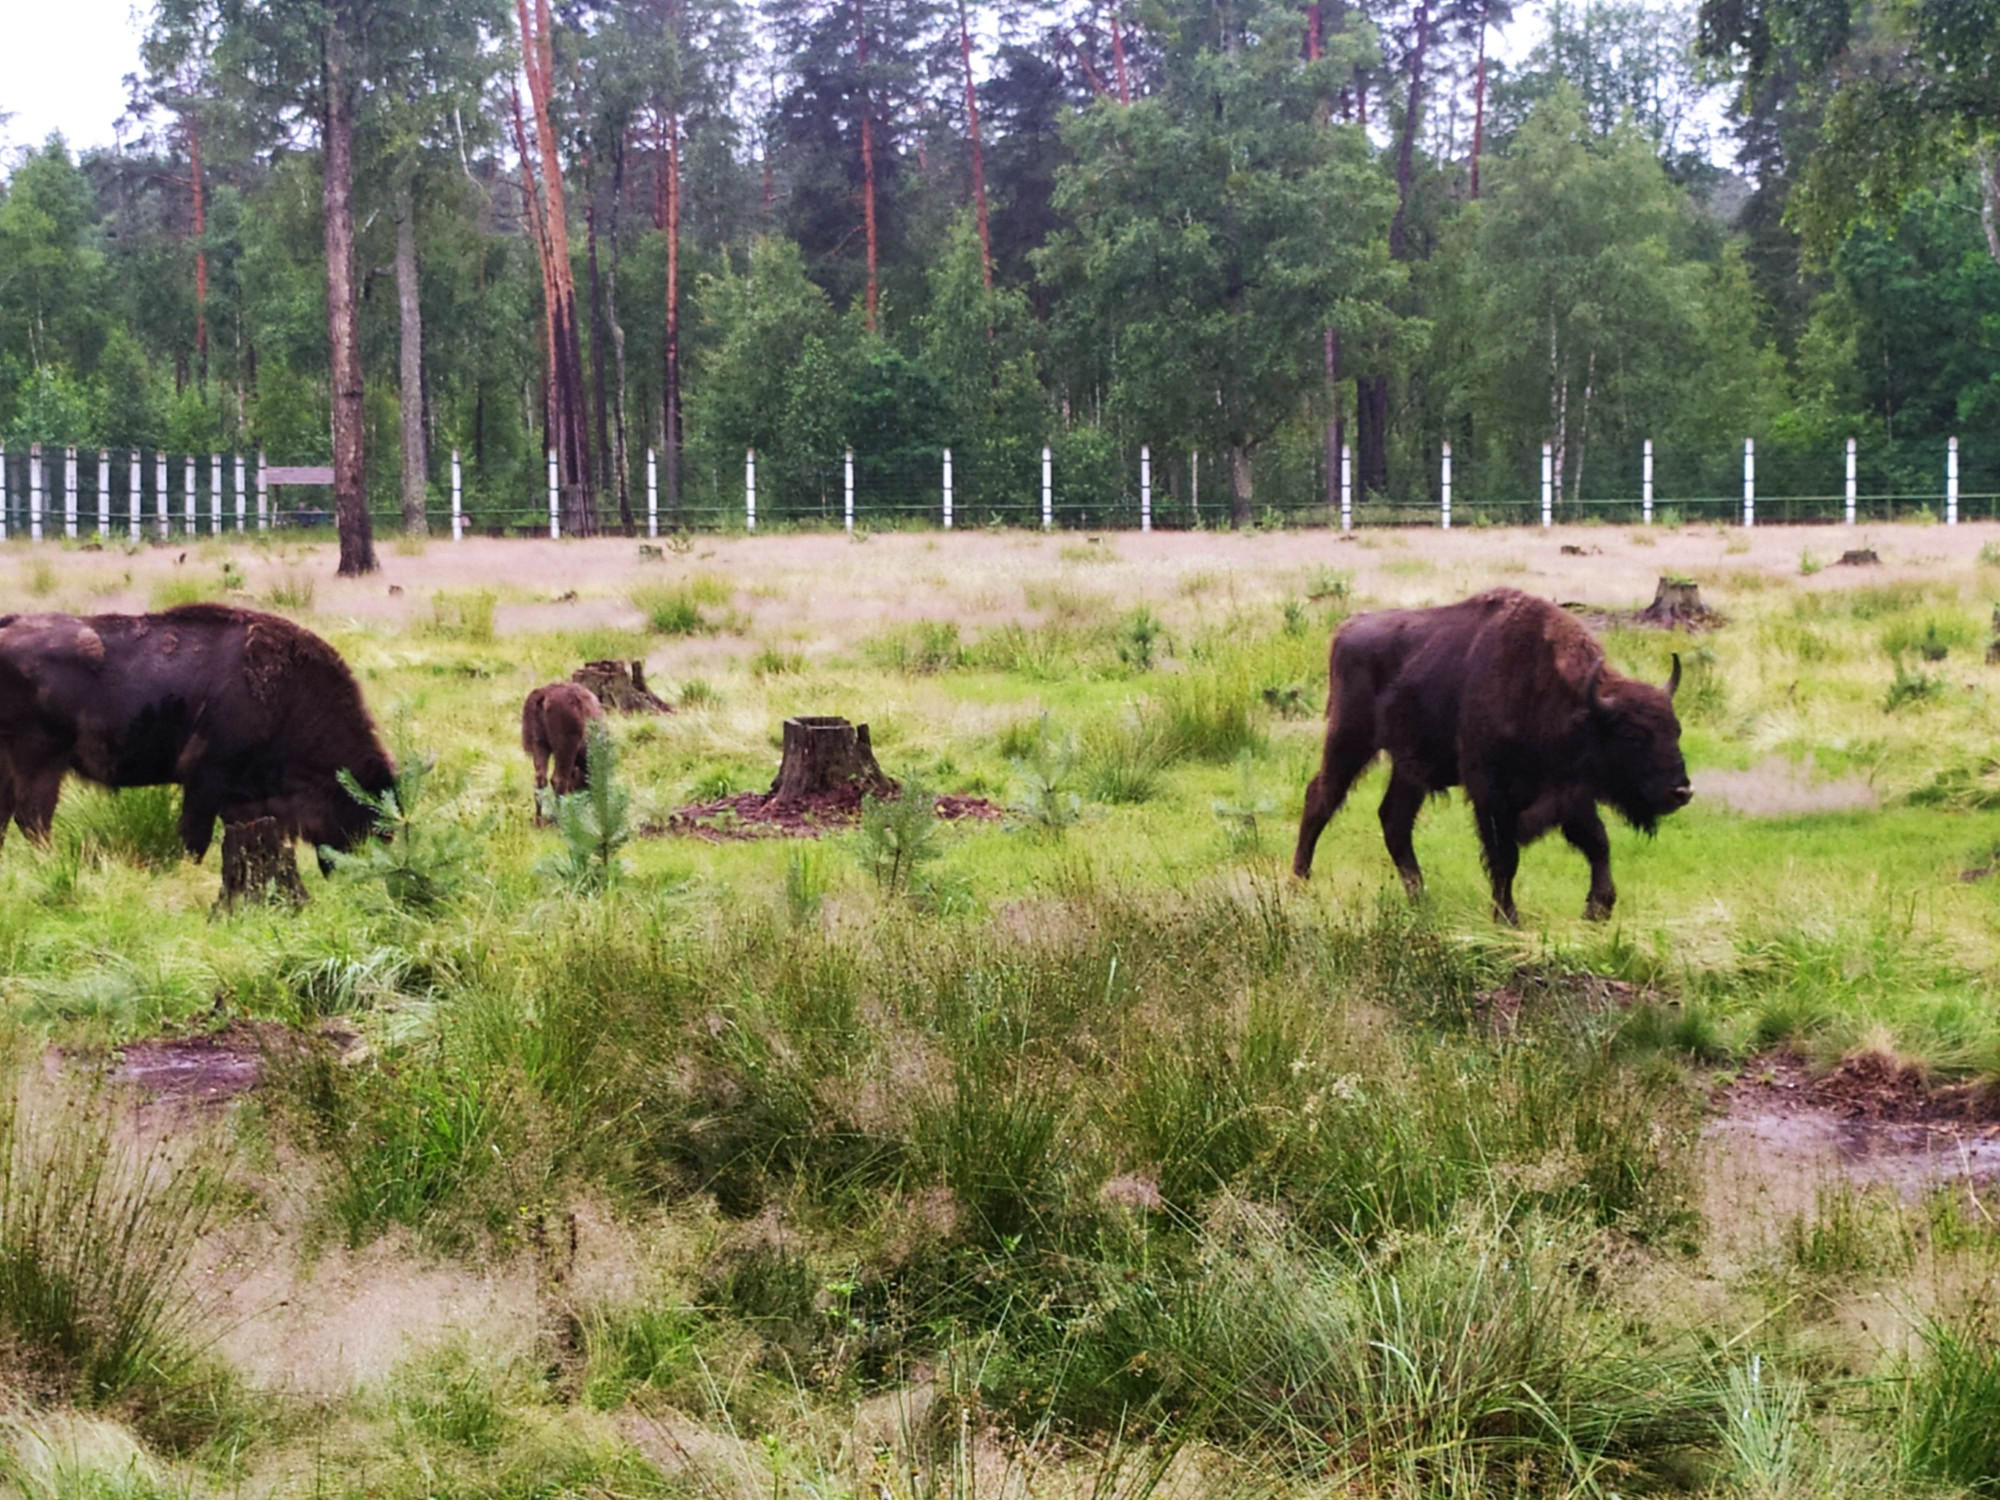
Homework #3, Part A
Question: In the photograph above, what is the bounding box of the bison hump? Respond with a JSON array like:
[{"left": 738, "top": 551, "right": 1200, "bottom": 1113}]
[{"left": 240, "top": 611, "right": 350, "bottom": 704}]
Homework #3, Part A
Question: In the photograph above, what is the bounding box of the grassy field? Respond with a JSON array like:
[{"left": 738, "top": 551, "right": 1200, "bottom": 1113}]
[{"left": 6, "top": 521, "right": 2000, "bottom": 1497}]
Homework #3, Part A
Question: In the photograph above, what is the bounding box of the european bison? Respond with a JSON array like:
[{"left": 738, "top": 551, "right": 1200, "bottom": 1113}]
[
  {"left": 1292, "top": 588, "right": 1691, "bottom": 923},
  {"left": 522, "top": 682, "right": 604, "bottom": 819},
  {"left": 0, "top": 604, "right": 394, "bottom": 871}
]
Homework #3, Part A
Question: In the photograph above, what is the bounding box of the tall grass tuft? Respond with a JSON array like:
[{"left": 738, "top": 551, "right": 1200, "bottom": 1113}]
[
  {"left": 428, "top": 589, "right": 497, "bottom": 643},
  {"left": 56, "top": 786, "right": 184, "bottom": 872},
  {"left": 632, "top": 576, "right": 729, "bottom": 635},
  {"left": 1899, "top": 1307, "right": 2000, "bottom": 1489},
  {"left": 0, "top": 1084, "right": 225, "bottom": 1407}
]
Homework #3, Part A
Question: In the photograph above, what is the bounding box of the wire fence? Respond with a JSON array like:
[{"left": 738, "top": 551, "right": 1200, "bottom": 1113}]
[{"left": 2, "top": 436, "right": 1993, "bottom": 542}]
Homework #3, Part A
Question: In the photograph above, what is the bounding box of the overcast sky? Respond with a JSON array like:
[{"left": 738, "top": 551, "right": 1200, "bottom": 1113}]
[{"left": 1, "top": 0, "right": 147, "bottom": 159}]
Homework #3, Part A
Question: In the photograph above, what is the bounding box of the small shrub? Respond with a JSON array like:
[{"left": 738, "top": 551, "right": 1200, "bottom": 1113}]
[
  {"left": 1280, "top": 598, "right": 1309, "bottom": 637},
  {"left": 22, "top": 558, "right": 58, "bottom": 597},
  {"left": 264, "top": 571, "right": 316, "bottom": 610},
  {"left": 1007, "top": 717, "right": 1082, "bottom": 839},
  {"left": 537, "top": 721, "right": 631, "bottom": 892},
  {"left": 325, "top": 748, "right": 481, "bottom": 911},
  {"left": 678, "top": 677, "right": 719, "bottom": 709},
  {"left": 390, "top": 1339, "right": 511, "bottom": 1453},
  {"left": 784, "top": 846, "right": 830, "bottom": 926},
  {"left": 750, "top": 643, "right": 805, "bottom": 677},
  {"left": 1304, "top": 566, "right": 1349, "bottom": 603},
  {"left": 1153, "top": 670, "right": 1264, "bottom": 762},
  {"left": 854, "top": 776, "right": 942, "bottom": 899},
  {"left": 1979, "top": 541, "right": 2000, "bottom": 569},
  {"left": 428, "top": 589, "right": 496, "bottom": 643},
  {"left": 218, "top": 559, "right": 245, "bottom": 592},
  {"left": 148, "top": 575, "right": 207, "bottom": 610},
  {"left": 1116, "top": 606, "right": 1165, "bottom": 671},
  {"left": 1798, "top": 549, "right": 1822, "bottom": 576},
  {"left": 1884, "top": 654, "right": 1945, "bottom": 713},
  {"left": 631, "top": 582, "right": 713, "bottom": 635},
  {"left": 1900, "top": 1308, "right": 2000, "bottom": 1490},
  {"left": 0, "top": 1086, "right": 225, "bottom": 1407},
  {"left": 1211, "top": 749, "right": 1276, "bottom": 855},
  {"left": 1081, "top": 711, "right": 1174, "bottom": 805},
  {"left": 866, "top": 621, "right": 966, "bottom": 674},
  {"left": 55, "top": 786, "right": 183, "bottom": 872}
]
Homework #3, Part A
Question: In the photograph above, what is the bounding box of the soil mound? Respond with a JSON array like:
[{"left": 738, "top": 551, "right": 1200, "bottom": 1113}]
[{"left": 662, "top": 788, "right": 1002, "bottom": 841}]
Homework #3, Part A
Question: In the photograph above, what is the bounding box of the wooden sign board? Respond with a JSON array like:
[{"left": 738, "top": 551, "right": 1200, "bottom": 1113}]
[{"left": 265, "top": 465, "right": 335, "bottom": 485}]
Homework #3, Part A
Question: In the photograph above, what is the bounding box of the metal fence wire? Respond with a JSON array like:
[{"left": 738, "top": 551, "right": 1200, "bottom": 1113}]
[{"left": 0, "top": 436, "right": 1989, "bottom": 541}]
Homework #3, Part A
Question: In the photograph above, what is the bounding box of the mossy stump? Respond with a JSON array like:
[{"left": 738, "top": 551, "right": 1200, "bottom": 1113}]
[
  {"left": 215, "top": 817, "right": 307, "bottom": 913},
  {"left": 571, "top": 659, "right": 671, "bottom": 714},
  {"left": 768, "top": 717, "right": 896, "bottom": 807},
  {"left": 1637, "top": 576, "right": 1714, "bottom": 628}
]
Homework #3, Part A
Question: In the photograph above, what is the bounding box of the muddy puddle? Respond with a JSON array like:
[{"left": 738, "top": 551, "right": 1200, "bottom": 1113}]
[{"left": 1706, "top": 1052, "right": 2000, "bottom": 1202}]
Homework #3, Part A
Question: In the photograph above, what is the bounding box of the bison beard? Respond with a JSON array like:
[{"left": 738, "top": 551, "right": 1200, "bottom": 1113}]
[
  {"left": 1292, "top": 589, "right": 1692, "bottom": 924},
  {"left": 0, "top": 605, "right": 394, "bottom": 870},
  {"left": 522, "top": 682, "right": 605, "bottom": 820}
]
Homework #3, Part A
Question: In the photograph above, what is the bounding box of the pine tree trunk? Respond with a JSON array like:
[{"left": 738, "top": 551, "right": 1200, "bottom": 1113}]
[
  {"left": 216, "top": 818, "right": 309, "bottom": 912},
  {"left": 607, "top": 141, "right": 631, "bottom": 533},
  {"left": 959, "top": 0, "right": 994, "bottom": 295},
  {"left": 1978, "top": 144, "right": 2000, "bottom": 268},
  {"left": 189, "top": 109, "right": 208, "bottom": 396},
  {"left": 322, "top": 7, "right": 375, "bottom": 577},
  {"left": 663, "top": 109, "right": 683, "bottom": 524},
  {"left": 1229, "top": 443, "right": 1253, "bottom": 529},
  {"left": 855, "top": 0, "right": 880, "bottom": 333},
  {"left": 585, "top": 159, "right": 629, "bottom": 534},
  {"left": 1390, "top": 0, "right": 1430, "bottom": 261},
  {"left": 1109, "top": 7, "right": 1131, "bottom": 103},
  {"left": 1469, "top": 12, "right": 1488, "bottom": 199},
  {"left": 395, "top": 181, "right": 429, "bottom": 535},
  {"left": 1357, "top": 375, "right": 1389, "bottom": 499}
]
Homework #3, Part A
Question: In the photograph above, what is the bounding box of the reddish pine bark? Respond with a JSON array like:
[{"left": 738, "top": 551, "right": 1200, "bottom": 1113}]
[
  {"left": 663, "top": 105, "right": 683, "bottom": 523},
  {"left": 958, "top": 0, "right": 993, "bottom": 293},
  {"left": 188, "top": 109, "right": 208, "bottom": 395},
  {"left": 1470, "top": 9, "right": 1488, "bottom": 198},
  {"left": 1109, "top": 8, "right": 1131, "bottom": 103},
  {"left": 855, "top": 0, "right": 880, "bottom": 332}
]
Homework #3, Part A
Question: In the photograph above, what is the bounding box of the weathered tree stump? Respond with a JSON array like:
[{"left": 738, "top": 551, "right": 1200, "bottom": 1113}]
[
  {"left": 570, "top": 659, "right": 672, "bottom": 714},
  {"left": 767, "top": 717, "right": 897, "bottom": 807},
  {"left": 1636, "top": 576, "right": 1715, "bottom": 629},
  {"left": 214, "top": 817, "right": 307, "bottom": 913},
  {"left": 1837, "top": 548, "right": 1880, "bottom": 567}
]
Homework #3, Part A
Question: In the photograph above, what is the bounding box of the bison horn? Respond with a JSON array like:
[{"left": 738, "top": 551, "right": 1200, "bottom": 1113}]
[{"left": 1666, "top": 653, "right": 1682, "bottom": 700}]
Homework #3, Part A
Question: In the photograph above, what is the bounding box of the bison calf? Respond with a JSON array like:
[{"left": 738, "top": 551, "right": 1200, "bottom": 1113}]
[
  {"left": 522, "top": 682, "right": 605, "bottom": 820},
  {"left": 1292, "top": 588, "right": 1691, "bottom": 924}
]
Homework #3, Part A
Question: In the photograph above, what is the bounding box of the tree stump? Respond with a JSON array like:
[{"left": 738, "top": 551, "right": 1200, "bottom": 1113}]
[
  {"left": 1837, "top": 548, "right": 1880, "bottom": 567},
  {"left": 767, "top": 717, "right": 897, "bottom": 807},
  {"left": 214, "top": 817, "right": 307, "bottom": 914},
  {"left": 1636, "top": 576, "right": 1715, "bottom": 629},
  {"left": 570, "top": 659, "right": 672, "bottom": 714}
]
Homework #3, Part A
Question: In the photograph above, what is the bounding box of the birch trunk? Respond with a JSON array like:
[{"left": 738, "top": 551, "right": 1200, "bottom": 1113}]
[
  {"left": 322, "top": 6, "right": 375, "bottom": 576},
  {"left": 395, "top": 182, "right": 429, "bottom": 535}
]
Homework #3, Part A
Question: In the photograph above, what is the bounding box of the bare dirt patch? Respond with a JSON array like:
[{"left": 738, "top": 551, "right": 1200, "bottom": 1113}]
[
  {"left": 1468, "top": 968, "right": 1647, "bottom": 1033},
  {"left": 61, "top": 1020, "right": 361, "bottom": 1123},
  {"left": 1707, "top": 1051, "right": 2000, "bottom": 1200},
  {"left": 660, "top": 787, "right": 1002, "bottom": 841},
  {"left": 1694, "top": 755, "right": 1878, "bottom": 817}
]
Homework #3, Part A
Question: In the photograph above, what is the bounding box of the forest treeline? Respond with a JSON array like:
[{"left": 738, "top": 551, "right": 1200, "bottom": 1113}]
[{"left": 0, "top": 0, "right": 1994, "bottom": 568}]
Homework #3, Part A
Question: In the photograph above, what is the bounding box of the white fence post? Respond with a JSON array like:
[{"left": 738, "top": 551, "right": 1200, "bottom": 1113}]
[
  {"left": 1947, "top": 436, "right": 1959, "bottom": 526},
  {"left": 156, "top": 452, "right": 168, "bottom": 538},
  {"left": 65, "top": 446, "right": 78, "bottom": 539},
  {"left": 29, "top": 444, "right": 43, "bottom": 542},
  {"left": 257, "top": 452, "right": 269, "bottom": 531},
  {"left": 1340, "top": 443, "right": 1352, "bottom": 532},
  {"left": 97, "top": 449, "right": 109, "bottom": 538},
  {"left": 1191, "top": 450, "right": 1199, "bottom": 524},
  {"left": 1742, "top": 438, "right": 1755, "bottom": 528},
  {"left": 645, "top": 447, "right": 657, "bottom": 539},
  {"left": 1440, "top": 440, "right": 1452, "bottom": 530},
  {"left": 1642, "top": 439, "right": 1654, "bottom": 525},
  {"left": 210, "top": 453, "right": 222, "bottom": 535},
  {"left": 128, "top": 450, "right": 140, "bottom": 542},
  {"left": 547, "top": 451, "right": 559, "bottom": 538},
  {"left": 1041, "top": 445, "right": 1052, "bottom": 530},
  {"left": 942, "top": 448, "right": 953, "bottom": 529},
  {"left": 0, "top": 442, "right": 7, "bottom": 542},
  {"left": 1845, "top": 437, "right": 1857, "bottom": 527},
  {"left": 234, "top": 455, "right": 245, "bottom": 531},
  {"left": 745, "top": 448, "right": 756, "bottom": 531},
  {"left": 452, "top": 450, "right": 464, "bottom": 541},
  {"left": 1140, "top": 445, "right": 1152, "bottom": 533},
  {"left": 1540, "top": 442, "right": 1553, "bottom": 529},
  {"left": 844, "top": 447, "right": 855, "bottom": 533}
]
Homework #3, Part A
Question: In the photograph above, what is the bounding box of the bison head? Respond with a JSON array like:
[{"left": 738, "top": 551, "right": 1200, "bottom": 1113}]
[
  {"left": 1589, "top": 654, "right": 1692, "bottom": 833},
  {"left": 298, "top": 754, "right": 398, "bottom": 875}
]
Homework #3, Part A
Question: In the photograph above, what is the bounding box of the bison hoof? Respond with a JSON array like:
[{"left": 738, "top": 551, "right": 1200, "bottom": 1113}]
[
  {"left": 1583, "top": 898, "right": 1614, "bottom": 922},
  {"left": 1493, "top": 902, "right": 1520, "bottom": 927}
]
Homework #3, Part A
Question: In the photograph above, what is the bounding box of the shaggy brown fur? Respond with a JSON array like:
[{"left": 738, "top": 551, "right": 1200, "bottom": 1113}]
[
  {"left": 1292, "top": 589, "right": 1691, "bottom": 923},
  {"left": 0, "top": 604, "right": 394, "bottom": 868},
  {"left": 522, "top": 682, "right": 605, "bottom": 819}
]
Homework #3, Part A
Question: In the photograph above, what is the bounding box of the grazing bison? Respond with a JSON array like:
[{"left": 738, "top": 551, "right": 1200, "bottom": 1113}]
[
  {"left": 521, "top": 682, "right": 604, "bottom": 819},
  {"left": 1291, "top": 588, "right": 1691, "bottom": 923},
  {"left": 0, "top": 604, "right": 394, "bottom": 871}
]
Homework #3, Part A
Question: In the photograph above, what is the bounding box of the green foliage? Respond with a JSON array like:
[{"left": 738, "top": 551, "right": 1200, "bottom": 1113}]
[
  {"left": 853, "top": 776, "right": 942, "bottom": 899},
  {"left": 1211, "top": 749, "right": 1276, "bottom": 855},
  {"left": 428, "top": 590, "right": 496, "bottom": 643},
  {"left": 54, "top": 787, "right": 184, "bottom": 873},
  {"left": 536, "top": 721, "right": 631, "bottom": 893},
  {"left": 1006, "top": 716, "right": 1082, "bottom": 838},
  {"left": 1883, "top": 654, "right": 1946, "bottom": 712},
  {"left": 0, "top": 1085, "right": 224, "bottom": 1408},
  {"left": 1900, "top": 1308, "right": 2000, "bottom": 1490},
  {"left": 1115, "top": 605, "right": 1164, "bottom": 671},
  {"left": 326, "top": 749, "right": 480, "bottom": 911},
  {"left": 632, "top": 581, "right": 719, "bottom": 635}
]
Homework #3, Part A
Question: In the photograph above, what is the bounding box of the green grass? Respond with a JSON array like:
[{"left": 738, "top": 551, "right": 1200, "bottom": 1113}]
[{"left": 11, "top": 533, "right": 2000, "bottom": 1492}]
